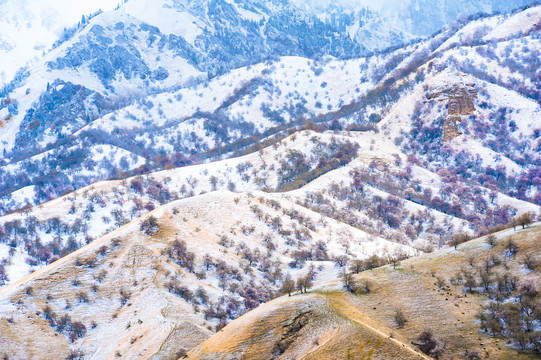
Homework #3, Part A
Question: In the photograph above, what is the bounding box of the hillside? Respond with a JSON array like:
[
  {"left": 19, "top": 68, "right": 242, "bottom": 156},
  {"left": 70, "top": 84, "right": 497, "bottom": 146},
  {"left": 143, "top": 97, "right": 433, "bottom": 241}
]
[
  {"left": 2, "top": 8, "right": 541, "bottom": 281},
  {"left": 1, "top": 123, "right": 538, "bottom": 286},
  {"left": 0, "top": 185, "right": 413, "bottom": 359},
  {"left": 0, "top": 2, "right": 540, "bottom": 359},
  {"left": 188, "top": 224, "right": 541, "bottom": 359},
  {"left": 1, "top": 2, "right": 539, "bottom": 216},
  {"left": 1, "top": 198, "right": 538, "bottom": 359},
  {"left": 2, "top": 9, "right": 541, "bottom": 280}
]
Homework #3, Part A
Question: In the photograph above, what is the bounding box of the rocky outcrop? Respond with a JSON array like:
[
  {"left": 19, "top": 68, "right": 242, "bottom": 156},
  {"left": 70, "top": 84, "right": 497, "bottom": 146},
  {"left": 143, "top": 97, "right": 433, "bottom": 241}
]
[
  {"left": 447, "top": 86, "right": 476, "bottom": 116},
  {"left": 426, "top": 78, "right": 477, "bottom": 141},
  {"left": 443, "top": 116, "right": 463, "bottom": 142}
]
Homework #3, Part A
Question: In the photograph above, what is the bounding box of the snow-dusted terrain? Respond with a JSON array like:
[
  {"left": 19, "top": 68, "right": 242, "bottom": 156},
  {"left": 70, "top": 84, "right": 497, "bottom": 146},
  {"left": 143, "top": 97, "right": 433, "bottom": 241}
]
[
  {"left": 0, "top": 2, "right": 540, "bottom": 359},
  {"left": 0, "top": 1, "right": 538, "bottom": 213},
  {"left": 0, "top": 0, "right": 121, "bottom": 86},
  {"left": 0, "top": 2, "right": 540, "bottom": 285}
]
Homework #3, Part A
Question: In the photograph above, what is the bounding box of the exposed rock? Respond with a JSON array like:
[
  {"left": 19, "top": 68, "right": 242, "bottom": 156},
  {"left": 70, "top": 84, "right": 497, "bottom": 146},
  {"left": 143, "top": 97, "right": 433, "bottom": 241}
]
[
  {"left": 447, "top": 88, "right": 476, "bottom": 116},
  {"left": 426, "top": 76, "right": 477, "bottom": 142},
  {"left": 273, "top": 311, "right": 314, "bottom": 357},
  {"left": 444, "top": 116, "right": 463, "bottom": 142}
]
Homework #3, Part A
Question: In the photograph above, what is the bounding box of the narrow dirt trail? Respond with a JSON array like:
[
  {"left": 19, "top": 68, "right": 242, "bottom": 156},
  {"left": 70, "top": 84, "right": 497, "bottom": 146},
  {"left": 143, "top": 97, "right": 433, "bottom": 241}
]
[
  {"left": 328, "top": 294, "right": 433, "bottom": 360},
  {"left": 299, "top": 328, "right": 339, "bottom": 360}
]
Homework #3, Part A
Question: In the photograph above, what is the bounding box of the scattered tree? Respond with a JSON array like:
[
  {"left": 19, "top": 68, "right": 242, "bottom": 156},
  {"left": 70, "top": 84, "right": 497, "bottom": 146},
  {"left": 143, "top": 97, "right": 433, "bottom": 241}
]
[
  {"left": 140, "top": 215, "right": 160, "bottom": 236},
  {"left": 296, "top": 276, "right": 313, "bottom": 294},
  {"left": 450, "top": 233, "right": 470, "bottom": 250},
  {"left": 66, "top": 349, "right": 85, "bottom": 360},
  {"left": 485, "top": 234, "right": 497, "bottom": 247},
  {"left": 342, "top": 272, "right": 354, "bottom": 292},
  {"left": 354, "top": 279, "right": 373, "bottom": 294},
  {"left": 415, "top": 328, "right": 445, "bottom": 358},
  {"left": 516, "top": 212, "right": 533, "bottom": 230},
  {"left": 394, "top": 309, "right": 407, "bottom": 328},
  {"left": 280, "top": 274, "right": 296, "bottom": 296}
]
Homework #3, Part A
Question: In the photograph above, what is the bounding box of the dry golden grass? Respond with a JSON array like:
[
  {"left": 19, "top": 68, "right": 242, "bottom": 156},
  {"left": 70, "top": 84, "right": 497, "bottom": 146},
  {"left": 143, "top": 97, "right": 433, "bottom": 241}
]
[
  {"left": 187, "top": 225, "right": 541, "bottom": 360},
  {"left": 320, "top": 225, "right": 541, "bottom": 359},
  {"left": 0, "top": 193, "right": 538, "bottom": 360},
  {"left": 188, "top": 292, "right": 427, "bottom": 360}
]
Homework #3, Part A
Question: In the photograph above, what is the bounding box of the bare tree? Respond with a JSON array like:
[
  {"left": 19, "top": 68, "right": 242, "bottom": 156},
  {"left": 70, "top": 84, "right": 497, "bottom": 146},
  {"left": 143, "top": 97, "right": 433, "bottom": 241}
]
[
  {"left": 296, "top": 276, "right": 313, "bottom": 294},
  {"left": 342, "top": 272, "right": 354, "bottom": 292},
  {"left": 450, "top": 233, "right": 470, "bottom": 250},
  {"left": 485, "top": 234, "right": 497, "bottom": 247},
  {"left": 349, "top": 259, "right": 366, "bottom": 274},
  {"left": 334, "top": 255, "right": 349, "bottom": 268},
  {"left": 280, "top": 274, "right": 296, "bottom": 296},
  {"left": 209, "top": 175, "right": 219, "bottom": 191},
  {"left": 436, "top": 276, "right": 446, "bottom": 289},
  {"left": 387, "top": 248, "right": 407, "bottom": 269},
  {"left": 415, "top": 329, "right": 445, "bottom": 358},
  {"left": 394, "top": 309, "right": 407, "bottom": 328},
  {"left": 516, "top": 212, "right": 533, "bottom": 230},
  {"left": 140, "top": 215, "right": 159, "bottom": 236}
]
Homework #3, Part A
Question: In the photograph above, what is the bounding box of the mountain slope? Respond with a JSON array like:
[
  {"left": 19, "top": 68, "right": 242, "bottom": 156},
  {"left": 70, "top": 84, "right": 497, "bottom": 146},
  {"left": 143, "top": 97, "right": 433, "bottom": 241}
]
[
  {"left": 3, "top": 0, "right": 530, "bottom": 88},
  {"left": 0, "top": 3, "right": 540, "bottom": 359},
  {"left": 3, "top": 7, "right": 541, "bottom": 280},
  {"left": 188, "top": 292, "right": 430, "bottom": 360},
  {"left": 188, "top": 224, "right": 541, "bottom": 359},
  {"left": 0, "top": 183, "right": 415, "bottom": 359},
  {"left": 1, "top": 1, "right": 539, "bottom": 218},
  {"left": 0, "top": 0, "right": 120, "bottom": 86},
  {"left": 1, "top": 123, "right": 537, "bottom": 286}
]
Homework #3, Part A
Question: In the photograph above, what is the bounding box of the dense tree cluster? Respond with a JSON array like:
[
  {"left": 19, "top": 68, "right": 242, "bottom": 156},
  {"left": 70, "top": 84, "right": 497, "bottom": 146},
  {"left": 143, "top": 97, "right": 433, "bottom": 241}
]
[
  {"left": 401, "top": 99, "right": 540, "bottom": 208},
  {"left": 167, "top": 240, "right": 196, "bottom": 272},
  {"left": 0, "top": 216, "right": 86, "bottom": 267},
  {"left": 277, "top": 137, "right": 359, "bottom": 191}
]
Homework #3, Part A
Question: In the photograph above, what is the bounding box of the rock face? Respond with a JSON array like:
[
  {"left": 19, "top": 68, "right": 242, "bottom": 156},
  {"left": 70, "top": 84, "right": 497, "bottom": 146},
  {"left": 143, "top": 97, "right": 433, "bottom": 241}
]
[
  {"left": 426, "top": 76, "right": 477, "bottom": 141},
  {"left": 447, "top": 86, "right": 476, "bottom": 116},
  {"left": 444, "top": 116, "right": 464, "bottom": 141}
]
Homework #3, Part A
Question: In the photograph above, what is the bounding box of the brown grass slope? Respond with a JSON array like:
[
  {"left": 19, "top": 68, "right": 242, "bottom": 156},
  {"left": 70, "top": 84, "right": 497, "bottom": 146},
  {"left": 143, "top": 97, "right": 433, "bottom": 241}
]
[
  {"left": 187, "top": 293, "right": 428, "bottom": 360},
  {"left": 187, "top": 225, "right": 541, "bottom": 360}
]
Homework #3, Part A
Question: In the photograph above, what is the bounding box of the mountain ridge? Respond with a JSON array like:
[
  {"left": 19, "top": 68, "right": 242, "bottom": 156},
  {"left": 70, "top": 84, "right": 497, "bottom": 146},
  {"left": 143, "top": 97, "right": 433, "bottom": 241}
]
[{"left": 0, "top": 3, "right": 540, "bottom": 359}]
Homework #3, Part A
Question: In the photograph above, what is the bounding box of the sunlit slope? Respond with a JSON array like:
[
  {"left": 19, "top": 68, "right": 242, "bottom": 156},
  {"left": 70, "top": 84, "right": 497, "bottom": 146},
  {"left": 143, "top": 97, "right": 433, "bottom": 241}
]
[{"left": 188, "top": 224, "right": 541, "bottom": 359}]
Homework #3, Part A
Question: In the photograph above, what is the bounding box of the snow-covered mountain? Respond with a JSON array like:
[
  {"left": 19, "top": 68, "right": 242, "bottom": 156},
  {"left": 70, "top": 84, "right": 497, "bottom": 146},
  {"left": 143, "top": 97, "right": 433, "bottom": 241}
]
[
  {"left": 0, "top": 0, "right": 122, "bottom": 87},
  {"left": 295, "top": 0, "right": 535, "bottom": 36},
  {"left": 0, "top": 0, "right": 538, "bottom": 214},
  {"left": 0, "top": 2, "right": 540, "bottom": 359},
  {"left": 1, "top": 3, "right": 540, "bottom": 285}
]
